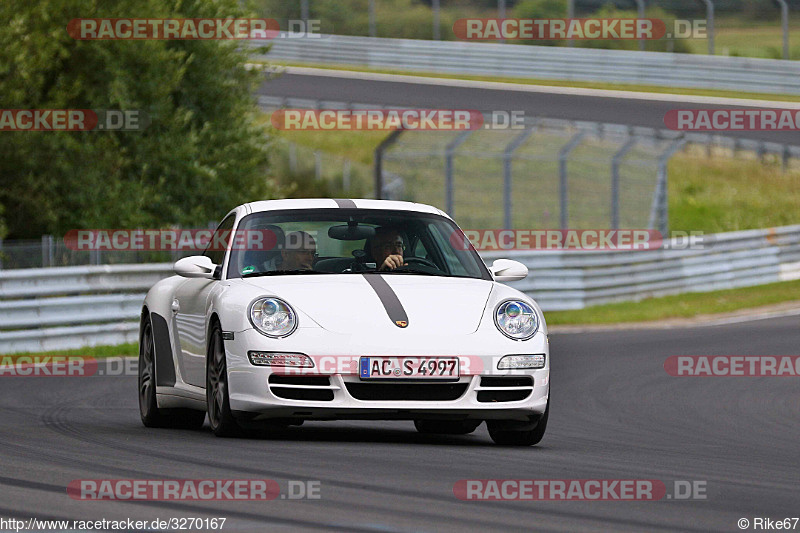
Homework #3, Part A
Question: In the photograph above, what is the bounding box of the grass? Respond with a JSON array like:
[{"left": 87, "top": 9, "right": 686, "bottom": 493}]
[
  {"left": 3, "top": 343, "right": 138, "bottom": 358},
  {"left": 545, "top": 279, "right": 800, "bottom": 325},
  {"left": 684, "top": 17, "right": 800, "bottom": 60},
  {"left": 264, "top": 60, "right": 800, "bottom": 102},
  {"left": 669, "top": 155, "right": 800, "bottom": 233}
]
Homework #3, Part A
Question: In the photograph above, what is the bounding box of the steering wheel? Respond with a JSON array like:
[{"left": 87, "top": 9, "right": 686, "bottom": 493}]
[{"left": 401, "top": 257, "right": 440, "bottom": 269}]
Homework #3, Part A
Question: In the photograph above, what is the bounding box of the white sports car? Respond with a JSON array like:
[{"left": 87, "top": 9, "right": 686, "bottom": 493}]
[{"left": 138, "top": 199, "right": 550, "bottom": 445}]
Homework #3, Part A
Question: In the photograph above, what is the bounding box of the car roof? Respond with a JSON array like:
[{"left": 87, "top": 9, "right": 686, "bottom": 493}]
[{"left": 243, "top": 199, "right": 450, "bottom": 218}]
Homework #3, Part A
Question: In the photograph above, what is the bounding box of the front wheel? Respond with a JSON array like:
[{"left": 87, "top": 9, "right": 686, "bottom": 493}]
[
  {"left": 487, "top": 399, "right": 549, "bottom": 446},
  {"left": 206, "top": 323, "right": 243, "bottom": 437}
]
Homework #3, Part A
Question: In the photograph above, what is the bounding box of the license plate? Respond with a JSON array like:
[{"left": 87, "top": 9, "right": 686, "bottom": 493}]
[{"left": 359, "top": 357, "right": 460, "bottom": 380}]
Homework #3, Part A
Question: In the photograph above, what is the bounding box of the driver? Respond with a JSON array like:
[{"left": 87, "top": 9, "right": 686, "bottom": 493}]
[
  {"left": 280, "top": 231, "right": 317, "bottom": 270},
  {"left": 369, "top": 226, "right": 407, "bottom": 271}
]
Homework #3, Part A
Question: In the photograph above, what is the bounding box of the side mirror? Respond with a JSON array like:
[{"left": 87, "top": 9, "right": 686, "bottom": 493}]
[
  {"left": 174, "top": 255, "right": 217, "bottom": 279},
  {"left": 490, "top": 259, "right": 528, "bottom": 282}
]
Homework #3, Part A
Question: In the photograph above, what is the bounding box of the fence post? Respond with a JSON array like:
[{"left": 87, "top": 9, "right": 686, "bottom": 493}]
[
  {"left": 0, "top": 237, "right": 3, "bottom": 270},
  {"left": 301, "top": 0, "right": 309, "bottom": 24},
  {"left": 445, "top": 130, "right": 475, "bottom": 217},
  {"left": 649, "top": 138, "right": 685, "bottom": 236},
  {"left": 558, "top": 130, "right": 588, "bottom": 230},
  {"left": 701, "top": 0, "right": 715, "bottom": 55},
  {"left": 783, "top": 145, "right": 790, "bottom": 173},
  {"left": 432, "top": 0, "right": 441, "bottom": 40},
  {"left": 369, "top": 0, "right": 376, "bottom": 37},
  {"left": 289, "top": 142, "right": 297, "bottom": 173},
  {"left": 567, "top": 0, "right": 575, "bottom": 47},
  {"left": 502, "top": 128, "right": 535, "bottom": 230},
  {"left": 314, "top": 150, "right": 322, "bottom": 180},
  {"left": 374, "top": 129, "right": 405, "bottom": 200},
  {"left": 776, "top": 0, "right": 789, "bottom": 59},
  {"left": 41, "top": 235, "right": 54, "bottom": 268},
  {"left": 635, "top": 0, "right": 646, "bottom": 52},
  {"left": 611, "top": 136, "right": 637, "bottom": 230},
  {"left": 343, "top": 159, "right": 351, "bottom": 191},
  {"left": 498, "top": 0, "right": 506, "bottom": 43}
]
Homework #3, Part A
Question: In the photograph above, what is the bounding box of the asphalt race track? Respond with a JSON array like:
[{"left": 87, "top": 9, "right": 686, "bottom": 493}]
[
  {"left": 1, "top": 315, "right": 798, "bottom": 532},
  {"left": 258, "top": 69, "right": 800, "bottom": 145}
]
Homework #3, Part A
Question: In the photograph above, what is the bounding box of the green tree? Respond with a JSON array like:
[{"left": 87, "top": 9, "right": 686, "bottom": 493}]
[{"left": 0, "top": 0, "right": 275, "bottom": 238}]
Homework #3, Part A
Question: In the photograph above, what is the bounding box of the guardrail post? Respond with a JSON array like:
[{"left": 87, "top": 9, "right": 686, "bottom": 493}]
[
  {"left": 502, "top": 127, "right": 535, "bottom": 230},
  {"left": 558, "top": 130, "right": 588, "bottom": 230},
  {"left": 445, "top": 130, "right": 475, "bottom": 217},
  {"left": 701, "top": 0, "right": 715, "bottom": 55},
  {"left": 374, "top": 129, "right": 404, "bottom": 200},
  {"left": 649, "top": 138, "right": 685, "bottom": 235},
  {"left": 776, "top": 0, "right": 790, "bottom": 59},
  {"left": 611, "top": 136, "right": 637, "bottom": 230},
  {"left": 635, "top": 0, "right": 646, "bottom": 52}
]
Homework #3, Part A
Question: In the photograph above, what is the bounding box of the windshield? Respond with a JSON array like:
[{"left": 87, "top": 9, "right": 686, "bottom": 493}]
[{"left": 226, "top": 209, "right": 491, "bottom": 281}]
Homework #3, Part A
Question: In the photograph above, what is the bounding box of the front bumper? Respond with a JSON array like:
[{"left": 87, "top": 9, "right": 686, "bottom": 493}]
[{"left": 224, "top": 328, "right": 550, "bottom": 422}]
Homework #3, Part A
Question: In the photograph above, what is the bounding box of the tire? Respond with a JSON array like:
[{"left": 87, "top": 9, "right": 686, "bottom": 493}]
[
  {"left": 138, "top": 315, "right": 205, "bottom": 429},
  {"left": 206, "top": 322, "right": 244, "bottom": 437},
  {"left": 487, "top": 399, "right": 549, "bottom": 446},
  {"left": 414, "top": 419, "right": 481, "bottom": 435}
]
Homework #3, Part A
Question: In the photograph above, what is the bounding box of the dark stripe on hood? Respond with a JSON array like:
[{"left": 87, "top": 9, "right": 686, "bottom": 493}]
[
  {"left": 333, "top": 198, "right": 357, "bottom": 208},
  {"left": 361, "top": 274, "right": 409, "bottom": 328}
]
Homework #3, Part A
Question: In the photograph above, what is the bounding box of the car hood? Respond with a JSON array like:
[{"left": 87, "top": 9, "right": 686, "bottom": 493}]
[{"left": 241, "top": 274, "right": 493, "bottom": 335}]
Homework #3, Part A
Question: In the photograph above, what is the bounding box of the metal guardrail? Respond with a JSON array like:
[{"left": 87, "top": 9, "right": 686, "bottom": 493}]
[
  {"left": 2, "top": 225, "right": 799, "bottom": 353},
  {"left": 254, "top": 34, "right": 800, "bottom": 96}
]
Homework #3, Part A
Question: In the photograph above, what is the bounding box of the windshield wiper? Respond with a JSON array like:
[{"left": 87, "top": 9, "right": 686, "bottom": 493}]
[
  {"left": 366, "top": 268, "right": 446, "bottom": 277},
  {"left": 242, "top": 270, "right": 326, "bottom": 278}
]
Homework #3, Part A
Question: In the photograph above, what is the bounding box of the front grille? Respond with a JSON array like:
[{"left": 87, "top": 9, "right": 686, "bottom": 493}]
[
  {"left": 477, "top": 376, "right": 533, "bottom": 403},
  {"left": 345, "top": 382, "right": 469, "bottom": 401},
  {"left": 480, "top": 376, "right": 533, "bottom": 388},
  {"left": 269, "top": 375, "right": 334, "bottom": 401}
]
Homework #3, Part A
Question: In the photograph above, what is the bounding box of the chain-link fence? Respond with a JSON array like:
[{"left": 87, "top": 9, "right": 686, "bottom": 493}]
[
  {"left": 375, "top": 117, "right": 800, "bottom": 233},
  {"left": 378, "top": 120, "right": 686, "bottom": 233}
]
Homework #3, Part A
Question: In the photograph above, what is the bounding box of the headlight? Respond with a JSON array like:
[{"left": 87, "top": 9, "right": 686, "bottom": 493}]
[
  {"left": 494, "top": 300, "right": 538, "bottom": 340},
  {"left": 249, "top": 297, "right": 297, "bottom": 337}
]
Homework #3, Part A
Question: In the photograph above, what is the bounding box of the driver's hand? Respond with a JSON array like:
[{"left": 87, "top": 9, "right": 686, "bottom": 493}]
[{"left": 379, "top": 254, "right": 406, "bottom": 271}]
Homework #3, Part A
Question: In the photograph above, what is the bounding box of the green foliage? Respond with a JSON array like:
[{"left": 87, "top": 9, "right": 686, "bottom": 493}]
[
  {"left": 513, "top": 0, "right": 567, "bottom": 19},
  {"left": 576, "top": 4, "right": 692, "bottom": 53},
  {"left": 0, "top": 0, "right": 275, "bottom": 238},
  {"left": 254, "top": 0, "right": 456, "bottom": 40}
]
